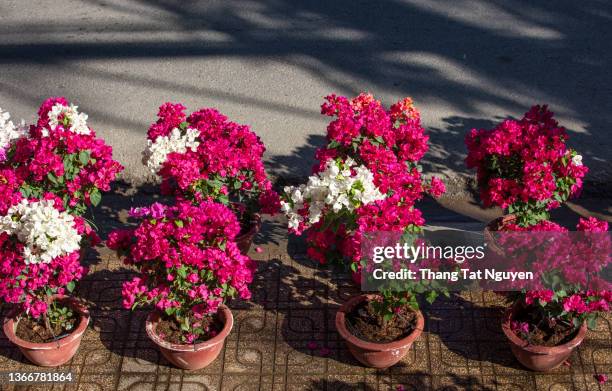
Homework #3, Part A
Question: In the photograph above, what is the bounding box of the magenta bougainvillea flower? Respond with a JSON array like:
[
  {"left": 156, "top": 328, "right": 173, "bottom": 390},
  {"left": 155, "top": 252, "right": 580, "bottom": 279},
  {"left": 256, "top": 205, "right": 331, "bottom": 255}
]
[
  {"left": 465, "top": 105, "right": 586, "bottom": 227},
  {"left": 142, "top": 103, "right": 279, "bottom": 223},
  {"left": 281, "top": 94, "right": 444, "bottom": 270},
  {"left": 0, "top": 97, "right": 123, "bottom": 215},
  {"left": 108, "top": 201, "right": 256, "bottom": 342}
]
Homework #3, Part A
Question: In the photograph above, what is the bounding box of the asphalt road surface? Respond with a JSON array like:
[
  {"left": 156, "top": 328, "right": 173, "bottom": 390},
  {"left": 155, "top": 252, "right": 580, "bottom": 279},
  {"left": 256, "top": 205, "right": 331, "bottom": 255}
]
[{"left": 1, "top": 0, "right": 610, "bottom": 193}]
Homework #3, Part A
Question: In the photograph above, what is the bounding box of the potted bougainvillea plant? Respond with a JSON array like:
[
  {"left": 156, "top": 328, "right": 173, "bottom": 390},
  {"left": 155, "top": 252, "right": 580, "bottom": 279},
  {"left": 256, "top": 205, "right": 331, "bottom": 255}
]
[
  {"left": 0, "top": 193, "right": 98, "bottom": 366},
  {"left": 496, "top": 217, "right": 611, "bottom": 371},
  {"left": 107, "top": 201, "right": 256, "bottom": 370},
  {"left": 0, "top": 102, "right": 113, "bottom": 367},
  {"left": 465, "top": 104, "right": 611, "bottom": 371},
  {"left": 142, "top": 103, "right": 279, "bottom": 253},
  {"left": 281, "top": 93, "right": 446, "bottom": 368},
  {"left": 464, "top": 105, "right": 587, "bottom": 232},
  {"left": 0, "top": 98, "right": 124, "bottom": 216}
]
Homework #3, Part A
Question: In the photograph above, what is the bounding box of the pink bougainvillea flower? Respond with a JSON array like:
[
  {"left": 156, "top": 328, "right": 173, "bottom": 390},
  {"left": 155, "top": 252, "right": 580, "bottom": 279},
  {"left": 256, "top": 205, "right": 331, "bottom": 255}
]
[
  {"left": 1, "top": 97, "right": 123, "bottom": 215},
  {"left": 595, "top": 374, "right": 608, "bottom": 384},
  {"left": 108, "top": 200, "right": 256, "bottom": 344},
  {"left": 465, "top": 104, "right": 586, "bottom": 227},
  {"left": 280, "top": 93, "right": 444, "bottom": 272},
  {"left": 142, "top": 103, "right": 280, "bottom": 223},
  {"left": 0, "top": 198, "right": 95, "bottom": 318}
]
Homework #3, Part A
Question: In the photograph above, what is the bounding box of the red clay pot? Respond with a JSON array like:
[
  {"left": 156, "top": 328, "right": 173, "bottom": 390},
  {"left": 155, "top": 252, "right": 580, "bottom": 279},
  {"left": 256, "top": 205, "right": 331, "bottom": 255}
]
[
  {"left": 336, "top": 294, "right": 424, "bottom": 369},
  {"left": 3, "top": 296, "right": 90, "bottom": 367},
  {"left": 145, "top": 305, "right": 233, "bottom": 370},
  {"left": 501, "top": 306, "right": 587, "bottom": 371},
  {"left": 235, "top": 213, "right": 261, "bottom": 254}
]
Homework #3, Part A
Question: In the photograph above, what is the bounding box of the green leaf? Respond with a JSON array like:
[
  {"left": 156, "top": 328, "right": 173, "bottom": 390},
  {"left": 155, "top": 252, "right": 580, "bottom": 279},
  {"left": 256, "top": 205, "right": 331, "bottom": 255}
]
[
  {"left": 79, "top": 151, "right": 91, "bottom": 165},
  {"left": 328, "top": 140, "right": 341, "bottom": 149},
  {"left": 63, "top": 156, "right": 74, "bottom": 172},
  {"left": 425, "top": 290, "right": 438, "bottom": 304},
  {"left": 90, "top": 189, "right": 102, "bottom": 206},
  {"left": 20, "top": 185, "right": 31, "bottom": 198},
  {"left": 66, "top": 281, "right": 76, "bottom": 293},
  {"left": 47, "top": 172, "right": 58, "bottom": 184},
  {"left": 174, "top": 220, "right": 184, "bottom": 228},
  {"left": 176, "top": 266, "right": 187, "bottom": 279}
]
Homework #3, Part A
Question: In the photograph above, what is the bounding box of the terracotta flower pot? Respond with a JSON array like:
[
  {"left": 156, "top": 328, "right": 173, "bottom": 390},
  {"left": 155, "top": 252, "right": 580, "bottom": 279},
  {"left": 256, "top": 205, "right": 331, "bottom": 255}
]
[
  {"left": 501, "top": 306, "right": 587, "bottom": 371},
  {"left": 235, "top": 213, "right": 261, "bottom": 254},
  {"left": 3, "top": 296, "right": 90, "bottom": 367},
  {"left": 336, "top": 294, "right": 424, "bottom": 369},
  {"left": 483, "top": 214, "right": 516, "bottom": 255},
  {"left": 145, "top": 305, "right": 233, "bottom": 370}
]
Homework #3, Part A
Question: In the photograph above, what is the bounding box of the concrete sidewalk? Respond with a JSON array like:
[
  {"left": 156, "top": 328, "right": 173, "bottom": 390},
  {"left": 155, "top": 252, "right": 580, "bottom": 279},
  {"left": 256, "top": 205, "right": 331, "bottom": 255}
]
[{"left": 1, "top": 0, "right": 611, "bottom": 193}]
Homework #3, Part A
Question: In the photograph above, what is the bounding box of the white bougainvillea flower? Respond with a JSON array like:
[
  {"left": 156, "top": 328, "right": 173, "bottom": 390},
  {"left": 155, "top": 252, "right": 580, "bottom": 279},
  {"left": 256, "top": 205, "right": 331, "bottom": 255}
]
[
  {"left": 0, "top": 199, "right": 82, "bottom": 264},
  {"left": 281, "top": 158, "right": 384, "bottom": 229},
  {"left": 142, "top": 127, "right": 200, "bottom": 174},
  {"left": 0, "top": 108, "right": 28, "bottom": 161},
  {"left": 47, "top": 103, "right": 91, "bottom": 135}
]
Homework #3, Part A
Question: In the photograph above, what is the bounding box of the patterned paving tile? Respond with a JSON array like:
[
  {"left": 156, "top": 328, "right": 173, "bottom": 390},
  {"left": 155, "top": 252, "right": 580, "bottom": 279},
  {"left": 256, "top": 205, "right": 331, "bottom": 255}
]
[{"left": 0, "top": 202, "right": 610, "bottom": 390}]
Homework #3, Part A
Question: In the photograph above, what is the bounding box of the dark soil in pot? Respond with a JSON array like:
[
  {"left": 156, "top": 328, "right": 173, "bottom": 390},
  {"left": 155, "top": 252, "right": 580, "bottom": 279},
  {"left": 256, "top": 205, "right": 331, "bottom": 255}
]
[
  {"left": 345, "top": 300, "right": 417, "bottom": 343},
  {"left": 15, "top": 314, "right": 80, "bottom": 343},
  {"left": 156, "top": 313, "right": 224, "bottom": 345},
  {"left": 512, "top": 307, "right": 579, "bottom": 347}
]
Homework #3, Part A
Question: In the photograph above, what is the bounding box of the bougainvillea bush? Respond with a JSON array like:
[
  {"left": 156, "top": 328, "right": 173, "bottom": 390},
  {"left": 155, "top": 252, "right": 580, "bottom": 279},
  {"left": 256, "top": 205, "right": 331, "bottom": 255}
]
[
  {"left": 281, "top": 93, "right": 445, "bottom": 268},
  {"left": 0, "top": 195, "right": 98, "bottom": 329},
  {"left": 281, "top": 93, "right": 447, "bottom": 317},
  {"left": 142, "top": 103, "right": 279, "bottom": 228},
  {"left": 0, "top": 98, "right": 123, "bottom": 216},
  {"left": 465, "top": 105, "right": 587, "bottom": 227},
  {"left": 107, "top": 201, "right": 256, "bottom": 343},
  {"left": 499, "top": 213, "right": 612, "bottom": 346},
  {"left": 507, "top": 217, "right": 611, "bottom": 344}
]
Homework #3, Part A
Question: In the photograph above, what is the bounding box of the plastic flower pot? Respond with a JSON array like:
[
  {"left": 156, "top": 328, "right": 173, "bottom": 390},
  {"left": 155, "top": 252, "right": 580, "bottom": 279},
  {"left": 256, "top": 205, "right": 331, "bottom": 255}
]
[
  {"left": 483, "top": 214, "right": 516, "bottom": 255},
  {"left": 3, "top": 296, "right": 90, "bottom": 367},
  {"left": 501, "top": 305, "right": 587, "bottom": 371},
  {"left": 145, "top": 305, "right": 233, "bottom": 370},
  {"left": 335, "top": 294, "right": 424, "bottom": 369},
  {"left": 235, "top": 213, "right": 261, "bottom": 254}
]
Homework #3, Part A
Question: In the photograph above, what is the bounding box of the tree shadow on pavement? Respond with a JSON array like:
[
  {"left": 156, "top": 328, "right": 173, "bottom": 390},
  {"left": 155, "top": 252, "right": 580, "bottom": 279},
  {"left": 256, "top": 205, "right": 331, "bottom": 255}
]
[{"left": 2, "top": 0, "right": 610, "bottom": 184}]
